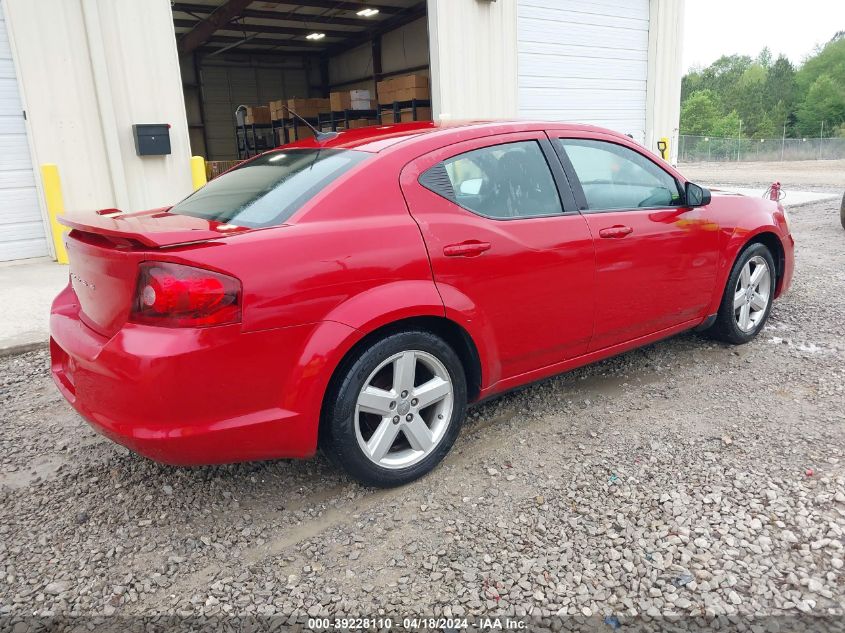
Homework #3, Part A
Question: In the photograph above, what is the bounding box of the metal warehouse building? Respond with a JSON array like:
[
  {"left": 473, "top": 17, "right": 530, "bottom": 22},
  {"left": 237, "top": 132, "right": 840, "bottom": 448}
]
[{"left": 0, "top": 0, "right": 684, "bottom": 263}]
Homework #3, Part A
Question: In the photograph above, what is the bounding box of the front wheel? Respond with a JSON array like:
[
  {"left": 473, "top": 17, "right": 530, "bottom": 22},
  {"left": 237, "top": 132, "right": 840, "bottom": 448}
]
[
  {"left": 704, "top": 242, "right": 776, "bottom": 345},
  {"left": 321, "top": 330, "right": 467, "bottom": 487}
]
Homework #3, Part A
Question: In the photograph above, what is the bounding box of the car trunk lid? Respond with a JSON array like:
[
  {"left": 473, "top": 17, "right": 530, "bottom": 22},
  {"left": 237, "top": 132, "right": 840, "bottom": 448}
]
[
  {"left": 61, "top": 209, "right": 251, "bottom": 337},
  {"left": 60, "top": 208, "right": 251, "bottom": 248}
]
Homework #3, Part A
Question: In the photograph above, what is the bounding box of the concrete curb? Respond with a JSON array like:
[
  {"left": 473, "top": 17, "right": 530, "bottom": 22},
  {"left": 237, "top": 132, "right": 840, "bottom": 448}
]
[{"left": 0, "top": 340, "right": 48, "bottom": 358}]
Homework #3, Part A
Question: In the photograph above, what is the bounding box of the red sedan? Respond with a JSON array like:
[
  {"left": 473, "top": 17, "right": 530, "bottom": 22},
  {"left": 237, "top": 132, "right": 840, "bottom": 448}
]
[{"left": 50, "top": 122, "right": 794, "bottom": 487}]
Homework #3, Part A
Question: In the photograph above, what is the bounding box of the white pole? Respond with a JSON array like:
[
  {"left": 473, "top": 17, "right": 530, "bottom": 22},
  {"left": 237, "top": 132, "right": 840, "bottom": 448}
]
[
  {"left": 737, "top": 120, "right": 742, "bottom": 161},
  {"left": 781, "top": 123, "right": 786, "bottom": 161},
  {"left": 819, "top": 121, "right": 824, "bottom": 160}
]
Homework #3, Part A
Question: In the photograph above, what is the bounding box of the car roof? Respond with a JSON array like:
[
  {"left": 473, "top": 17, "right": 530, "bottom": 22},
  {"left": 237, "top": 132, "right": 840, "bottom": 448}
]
[{"left": 283, "top": 120, "right": 621, "bottom": 153}]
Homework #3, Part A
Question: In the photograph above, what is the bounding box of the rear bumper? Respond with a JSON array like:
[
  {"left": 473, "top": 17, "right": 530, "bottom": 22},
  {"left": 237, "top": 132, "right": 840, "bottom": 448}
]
[{"left": 49, "top": 285, "right": 345, "bottom": 466}]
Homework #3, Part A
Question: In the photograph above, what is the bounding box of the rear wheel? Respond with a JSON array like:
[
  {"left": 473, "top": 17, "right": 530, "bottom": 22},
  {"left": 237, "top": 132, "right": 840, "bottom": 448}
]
[
  {"left": 704, "top": 242, "right": 776, "bottom": 344},
  {"left": 321, "top": 330, "right": 467, "bottom": 487}
]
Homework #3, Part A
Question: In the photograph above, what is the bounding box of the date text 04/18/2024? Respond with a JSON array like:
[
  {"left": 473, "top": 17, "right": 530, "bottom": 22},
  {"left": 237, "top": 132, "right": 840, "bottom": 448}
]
[{"left": 307, "top": 616, "right": 527, "bottom": 630}]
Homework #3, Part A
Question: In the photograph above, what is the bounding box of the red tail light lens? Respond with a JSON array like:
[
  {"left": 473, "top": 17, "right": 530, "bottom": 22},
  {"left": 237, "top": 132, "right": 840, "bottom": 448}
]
[{"left": 130, "top": 262, "right": 241, "bottom": 327}]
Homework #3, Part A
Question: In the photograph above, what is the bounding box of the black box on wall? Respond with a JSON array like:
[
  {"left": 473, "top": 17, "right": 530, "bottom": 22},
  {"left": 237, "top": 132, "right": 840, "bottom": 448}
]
[{"left": 132, "top": 124, "right": 171, "bottom": 156}]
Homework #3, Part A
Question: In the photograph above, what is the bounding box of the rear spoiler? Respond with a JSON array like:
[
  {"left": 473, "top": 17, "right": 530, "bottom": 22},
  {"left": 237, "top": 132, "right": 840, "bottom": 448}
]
[{"left": 59, "top": 209, "right": 249, "bottom": 248}]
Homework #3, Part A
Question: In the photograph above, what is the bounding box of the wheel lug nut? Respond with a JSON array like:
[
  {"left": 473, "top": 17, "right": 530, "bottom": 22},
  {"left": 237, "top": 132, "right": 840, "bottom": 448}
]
[
  {"left": 405, "top": 414, "right": 413, "bottom": 422},
  {"left": 389, "top": 401, "right": 396, "bottom": 409},
  {"left": 401, "top": 390, "right": 408, "bottom": 398},
  {"left": 393, "top": 416, "right": 400, "bottom": 424},
  {"left": 411, "top": 398, "right": 418, "bottom": 406}
]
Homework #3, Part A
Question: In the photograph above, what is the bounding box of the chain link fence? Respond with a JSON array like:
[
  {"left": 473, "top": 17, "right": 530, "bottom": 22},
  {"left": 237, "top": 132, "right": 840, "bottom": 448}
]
[{"left": 679, "top": 135, "right": 845, "bottom": 162}]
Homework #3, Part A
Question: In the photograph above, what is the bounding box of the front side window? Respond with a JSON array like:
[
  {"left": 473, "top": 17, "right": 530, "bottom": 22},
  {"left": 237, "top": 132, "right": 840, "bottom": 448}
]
[
  {"left": 558, "top": 139, "right": 682, "bottom": 211},
  {"left": 422, "top": 141, "right": 563, "bottom": 219},
  {"left": 169, "top": 148, "right": 370, "bottom": 228}
]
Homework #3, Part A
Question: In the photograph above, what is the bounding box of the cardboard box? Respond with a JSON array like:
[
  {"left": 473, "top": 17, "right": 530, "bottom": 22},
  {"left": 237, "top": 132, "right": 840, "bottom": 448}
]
[
  {"left": 394, "top": 86, "right": 430, "bottom": 102},
  {"left": 286, "top": 98, "right": 309, "bottom": 117},
  {"left": 412, "top": 107, "right": 432, "bottom": 121},
  {"left": 347, "top": 118, "right": 372, "bottom": 129},
  {"left": 380, "top": 106, "right": 432, "bottom": 124},
  {"left": 286, "top": 98, "right": 329, "bottom": 119},
  {"left": 379, "top": 88, "right": 430, "bottom": 105},
  {"left": 244, "top": 106, "right": 271, "bottom": 125},
  {"left": 395, "top": 74, "right": 428, "bottom": 90},
  {"left": 293, "top": 125, "right": 315, "bottom": 140},
  {"left": 269, "top": 99, "right": 286, "bottom": 120},
  {"left": 377, "top": 77, "right": 397, "bottom": 104},
  {"left": 330, "top": 91, "right": 351, "bottom": 112},
  {"left": 377, "top": 74, "right": 430, "bottom": 105},
  {"left": 332, "top": 90, "right": 373, "bottom": 112}
]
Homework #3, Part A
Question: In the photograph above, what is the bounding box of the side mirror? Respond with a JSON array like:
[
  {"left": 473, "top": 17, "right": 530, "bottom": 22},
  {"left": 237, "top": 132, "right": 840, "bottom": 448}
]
[{"left": 685, "top": 182, "right": 712, "bottom": 207}]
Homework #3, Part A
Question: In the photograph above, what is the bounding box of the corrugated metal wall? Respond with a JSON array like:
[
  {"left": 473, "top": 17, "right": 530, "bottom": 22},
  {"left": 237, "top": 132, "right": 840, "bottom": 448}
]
[
  {"left": 199, "top": 57, "right": 311, "bottom": 160},
  {"left": 0, "top": 0, "right": 47, "bottom": 261},
  {"left": 328, "top": 17, "right": 430, "bottom": 95},
  {"left": 427, "top": 0, "right": 683, "bottom": 159},
  {"left": 517, "top": 0, "right": 650, "bottom": 142}
]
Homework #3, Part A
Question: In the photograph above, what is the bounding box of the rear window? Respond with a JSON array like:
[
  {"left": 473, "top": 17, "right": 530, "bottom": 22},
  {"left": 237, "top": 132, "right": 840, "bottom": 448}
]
[{"left": 169, "top": 148, "right": 370, "bottom": 228}]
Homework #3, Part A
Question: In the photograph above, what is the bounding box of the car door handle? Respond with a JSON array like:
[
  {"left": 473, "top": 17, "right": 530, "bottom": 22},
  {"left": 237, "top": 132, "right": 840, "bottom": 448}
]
[
  {"left": 443, "top": 240, "right": 491, "bottom": 257},
  {"left": 598, "top": 225, "right": 633, "bottom": 239}
]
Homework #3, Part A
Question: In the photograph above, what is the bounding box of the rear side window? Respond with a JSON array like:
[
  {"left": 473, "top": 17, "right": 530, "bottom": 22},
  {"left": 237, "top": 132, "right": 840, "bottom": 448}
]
[
  {"left": 557, "top": 139, "right": 682, "bottom": 211},
  {"left": 421, "top": 141, "right": 563, "bottom": 219},
  {"left": 169, "top": 149, "right": 370, "bottom": 228}
]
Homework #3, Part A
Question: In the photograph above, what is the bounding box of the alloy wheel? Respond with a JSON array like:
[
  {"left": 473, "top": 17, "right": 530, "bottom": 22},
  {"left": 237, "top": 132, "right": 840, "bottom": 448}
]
[
  {"left": 733, "top": 255, "right": 771, "bottom": 332},
  {"left": 354, "top": 350, "right": 454, "bottom": 469}
]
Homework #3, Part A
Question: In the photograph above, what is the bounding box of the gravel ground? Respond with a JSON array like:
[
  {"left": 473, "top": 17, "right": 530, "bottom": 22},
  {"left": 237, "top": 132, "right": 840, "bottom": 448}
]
[{"left": 1, "top": 197, "right": 844, "bottom": 632}]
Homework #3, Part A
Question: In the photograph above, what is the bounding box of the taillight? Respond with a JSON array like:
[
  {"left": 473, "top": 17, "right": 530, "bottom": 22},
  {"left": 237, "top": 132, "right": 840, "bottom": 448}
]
[{"left": 130, "top": 262, "right": 241, "bottom": 327}]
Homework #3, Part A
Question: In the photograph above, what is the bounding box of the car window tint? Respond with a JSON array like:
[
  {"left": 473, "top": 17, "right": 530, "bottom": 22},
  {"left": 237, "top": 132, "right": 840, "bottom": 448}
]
[
  {"left": 558, "top": 139, "right": 682, "bottom": 211},
  {"left": 424, "top": 141, "right": 563, "bottom": 219},
  {"left": 169, "top": 149, "right": 370, "bottom": 228}
]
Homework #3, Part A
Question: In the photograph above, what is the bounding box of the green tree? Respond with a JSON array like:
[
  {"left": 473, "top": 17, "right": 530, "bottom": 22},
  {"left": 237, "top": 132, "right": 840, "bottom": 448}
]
[
  {"left": 795, "top": 74, "right": 845, "bottom": 136},
  {"left": 680, "top": 90, "right": 721, "bottom": 135},
  {"left": 753, "top": 113, "right": 777, "bottom": 139},
  {"left": 796, "top": 37, "right": 845, "bottom": 95},
  {"left": 680, "top": 37, "right": 845, "bottom": 140},
  {"left": 681, "top": 69, "right": 704, "bottom": 102},
  {"left": 713, "top": 111, "right": 742, "bottom": 138},
  {"left": 765, "top": 56, "right": 797, "bottom": 124},
  {"left": 702, "top": 55, "right": 754, "bottom": 102},
  {"left": 732, "top": 64, "right": 768, "bottom": 135}
]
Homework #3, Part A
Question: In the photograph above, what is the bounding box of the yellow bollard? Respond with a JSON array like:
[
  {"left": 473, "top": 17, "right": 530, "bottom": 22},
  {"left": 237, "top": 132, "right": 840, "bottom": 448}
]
[
  {"left": 190, "top": 156, "right": 207, "bottom": 190},
  {"left": 40, "top": 164, "right": 69, "bottom": 264}
]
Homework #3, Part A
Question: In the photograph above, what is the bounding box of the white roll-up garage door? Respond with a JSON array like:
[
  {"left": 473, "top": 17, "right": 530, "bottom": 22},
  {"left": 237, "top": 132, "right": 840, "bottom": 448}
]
[
  {"left": 517, "top": 0, "right": 650, "bottom": 143},
  {"left": 0, "top": 1, "right": 47, "bottom": 262}
]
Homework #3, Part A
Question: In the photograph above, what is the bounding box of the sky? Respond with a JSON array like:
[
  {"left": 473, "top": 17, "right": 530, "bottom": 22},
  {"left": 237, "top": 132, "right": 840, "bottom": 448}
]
[{"left": 682, "top": 0, "right": 845, "bottom": 72}]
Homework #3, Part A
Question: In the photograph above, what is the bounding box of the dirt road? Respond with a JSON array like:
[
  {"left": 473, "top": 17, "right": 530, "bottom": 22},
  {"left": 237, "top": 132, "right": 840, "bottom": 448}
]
[{"left": 681, "top": 159, "right": 845, "bottom": 191}]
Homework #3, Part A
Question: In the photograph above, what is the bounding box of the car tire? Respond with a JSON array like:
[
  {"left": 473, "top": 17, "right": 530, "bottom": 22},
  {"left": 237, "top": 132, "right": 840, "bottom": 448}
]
[
  {"left": 321, "top": 330, "right": 467, "bottom": 488},
  {"left": 840, "top": 191, "right": 845, "bottom": 230},
  {"left": 704, "top": 242, "right": 777, "bottom": 345}
]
